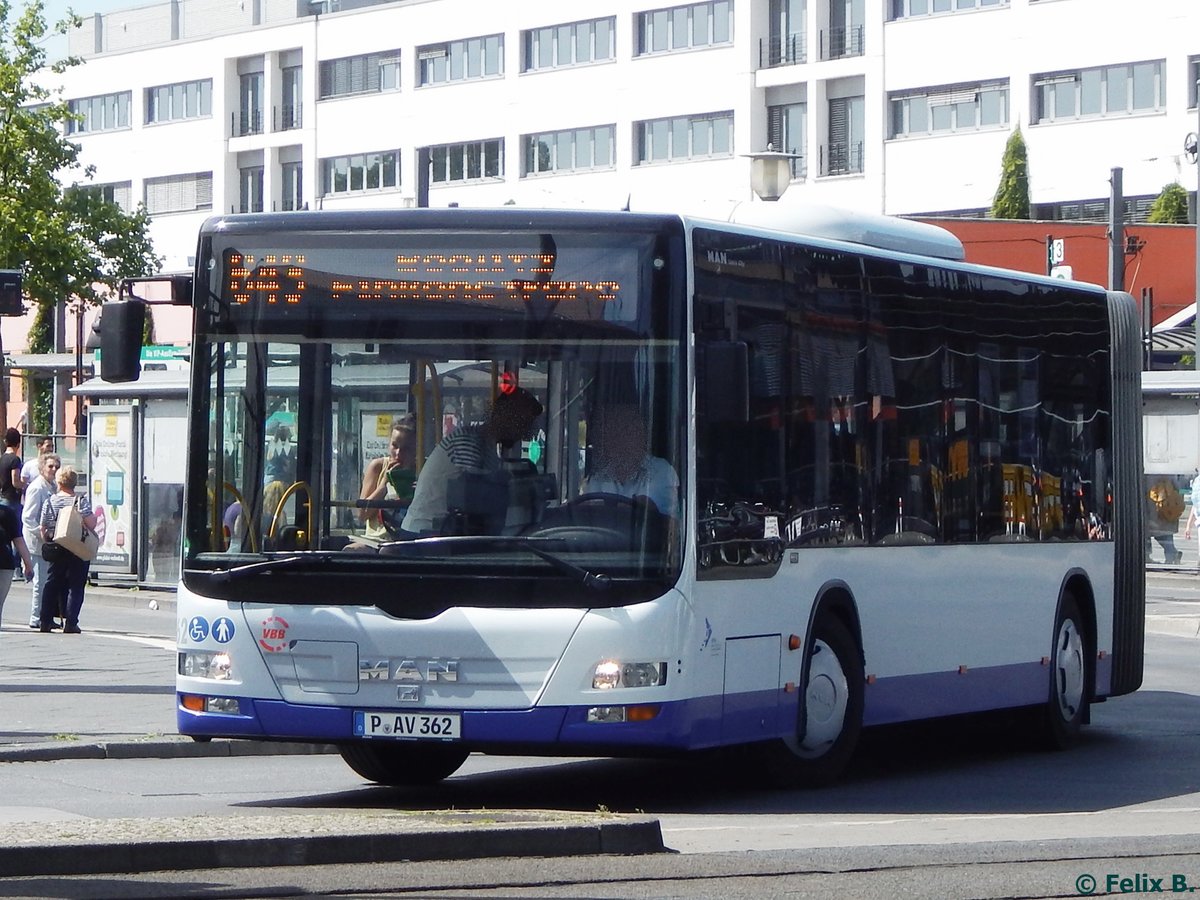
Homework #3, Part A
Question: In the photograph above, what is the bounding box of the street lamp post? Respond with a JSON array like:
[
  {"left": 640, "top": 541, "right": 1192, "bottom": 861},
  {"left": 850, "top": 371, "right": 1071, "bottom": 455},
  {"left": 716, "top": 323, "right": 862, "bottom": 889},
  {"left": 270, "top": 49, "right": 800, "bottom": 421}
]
[{"left": 744, "top": 147, "right": 800, "bottom": 202}]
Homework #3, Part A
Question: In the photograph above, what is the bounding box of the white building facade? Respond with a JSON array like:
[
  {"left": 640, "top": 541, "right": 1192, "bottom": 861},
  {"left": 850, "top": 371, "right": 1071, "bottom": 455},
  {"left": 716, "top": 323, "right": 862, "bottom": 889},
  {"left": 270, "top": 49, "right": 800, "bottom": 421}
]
[{"left": 42, "top": 0, "right": 1200, "bottom": 270}]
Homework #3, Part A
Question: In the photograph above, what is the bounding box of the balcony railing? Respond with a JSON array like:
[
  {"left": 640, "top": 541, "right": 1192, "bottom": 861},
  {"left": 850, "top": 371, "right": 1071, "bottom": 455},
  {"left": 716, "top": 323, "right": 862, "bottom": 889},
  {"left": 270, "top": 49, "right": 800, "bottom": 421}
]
[
  {"left": 821, "top": 142, "right": 864, "bottom": 176},
  {"left": 231, "top": 109, "right": 264, "bottom": 137},
  {"left": 820, "top": 25, "right": 865, "bottom": 61},
  {"left": 759, "top": 32, "right": 807, "bottom": 68},
  {"left": 276, "top": 104, "right": 302, "bottom": 131}
]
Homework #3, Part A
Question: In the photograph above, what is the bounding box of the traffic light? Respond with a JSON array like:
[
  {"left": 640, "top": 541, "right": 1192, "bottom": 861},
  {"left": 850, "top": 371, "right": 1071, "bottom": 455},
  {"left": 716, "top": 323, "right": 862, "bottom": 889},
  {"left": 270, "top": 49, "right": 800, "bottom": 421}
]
[{"left": 0, "top": 270, "right": 23, "bottom": 316}]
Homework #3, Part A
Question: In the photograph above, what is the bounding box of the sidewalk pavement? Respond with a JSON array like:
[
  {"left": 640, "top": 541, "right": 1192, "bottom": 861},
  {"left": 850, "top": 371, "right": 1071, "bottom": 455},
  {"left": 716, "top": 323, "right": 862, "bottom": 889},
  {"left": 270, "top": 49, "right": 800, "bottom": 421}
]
[
  {"left": 0, "top": 578, "right": 324, "bottom": 763},
  {"left": 0, "top": 580, "right": 666, "bottom": 877}
]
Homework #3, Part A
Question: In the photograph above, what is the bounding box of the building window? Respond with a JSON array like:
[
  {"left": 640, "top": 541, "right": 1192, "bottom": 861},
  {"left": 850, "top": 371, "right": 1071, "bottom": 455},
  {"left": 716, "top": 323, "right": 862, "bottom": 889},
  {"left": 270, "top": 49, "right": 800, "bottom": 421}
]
[
  {"left": 522, "top": 125, "right": 616, "bottom": 176},
  {"left": 428, "top": 139, "right": 503, "bottom": 182},
  {"left": 823, "top": 0, "right": 864, "bottom": 60},
  {"left": 767, "top": 102, "right": 807, "bottom": 179},
  {"left": 319, "top": 50, "right": 401, "bottom": 99},
  {"left": 417, "top": 35, "right": 504, "bottom": 86},
  {"left": 635, "top": 1, "right": 732, "bottom": 56},
  {"left": 281, "top": 162, "right": 303, "bottom": 211},
  {"left": 825, "top": 95, "right": 864, "bottom": 175},
  {"left": 889, "top": 0, "right": 1005, "bottom": 19},
  {"left": 1189, "top": 56, "right": 1200, "bottom": 110},
  {"left": 889, "top": 81, "right": 1008, "bottom": 138},
  {"left": 1033, "top": 60, "right": 1165, "bottom": 124},
  {"left": 763, "top": 0, "right": 805, "bottom": 68},
  {"left": 239, "top": 166, "right": 264, "bottom": 213},
  {"left": 144, "top": 172, "right": 213, "bottom": 214},
  {"left": 320, "top": 150, "right": 400, "bottom": 196},
  {"left": 522, "top": 17, "right": 615, "bottom": 71},
  {"left": 280, "top": 66, "right": 302, "bottom": 130},
  {"left": 77, "top": 181, "right": 133, "bottom": 213},
  {"left": 238, "top": 72, "right": 263, "bottom": 136},
  {"left": 634, "top": 111, "right": 733, "bottom": 164},
  {"left": 145, "top": 79, "right": 212, "bottom": 124},
  {"left": 66, "top": 92, "right": 131, "bottom": 135}
]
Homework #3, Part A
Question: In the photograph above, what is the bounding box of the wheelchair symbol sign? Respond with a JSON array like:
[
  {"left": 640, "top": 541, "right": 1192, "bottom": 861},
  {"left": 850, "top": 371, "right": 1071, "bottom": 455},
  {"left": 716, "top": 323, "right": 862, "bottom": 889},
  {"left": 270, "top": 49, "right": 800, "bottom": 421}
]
[{"left": 188, "top": 616, "right": 209, "bottom": 642}]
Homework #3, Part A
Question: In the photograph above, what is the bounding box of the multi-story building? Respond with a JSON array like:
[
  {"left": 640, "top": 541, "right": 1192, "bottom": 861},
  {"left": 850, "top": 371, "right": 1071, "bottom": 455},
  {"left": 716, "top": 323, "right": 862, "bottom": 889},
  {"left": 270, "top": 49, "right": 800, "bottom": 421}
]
[{"left": 38, "top": 0, "right": 1200, "bottom": 272}]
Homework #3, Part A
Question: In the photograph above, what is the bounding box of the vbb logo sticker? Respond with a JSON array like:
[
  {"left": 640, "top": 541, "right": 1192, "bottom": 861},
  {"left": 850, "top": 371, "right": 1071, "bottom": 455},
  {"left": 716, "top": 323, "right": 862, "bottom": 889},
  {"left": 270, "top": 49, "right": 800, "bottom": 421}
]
[{"left": 259, "top": 615, "right": 290, "bottom": 653}]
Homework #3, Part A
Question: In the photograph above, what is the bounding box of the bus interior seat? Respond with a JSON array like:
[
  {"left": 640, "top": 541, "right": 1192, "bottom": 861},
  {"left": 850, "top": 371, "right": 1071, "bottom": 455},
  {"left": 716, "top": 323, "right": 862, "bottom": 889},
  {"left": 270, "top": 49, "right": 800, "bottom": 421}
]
[{"left": 444, "top": 464, "right": 556, "bottom": 536}]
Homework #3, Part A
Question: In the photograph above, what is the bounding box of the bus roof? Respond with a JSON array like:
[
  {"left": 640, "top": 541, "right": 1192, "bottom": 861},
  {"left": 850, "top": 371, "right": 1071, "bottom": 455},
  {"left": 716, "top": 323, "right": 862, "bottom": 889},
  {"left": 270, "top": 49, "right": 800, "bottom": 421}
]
[{"left": 720, "top": 201, "right": 966, "bottom": 262}]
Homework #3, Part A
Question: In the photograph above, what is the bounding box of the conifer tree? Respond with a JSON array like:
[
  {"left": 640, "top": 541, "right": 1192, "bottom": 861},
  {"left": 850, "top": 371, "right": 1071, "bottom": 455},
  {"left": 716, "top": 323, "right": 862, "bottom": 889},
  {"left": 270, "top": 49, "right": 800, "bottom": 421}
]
[
  {"left": 1147, "top": 182, "right": 1189, "bottom": 224},
  {"left": 990, "top": 127, "right": 1031, "bottom": 219}
]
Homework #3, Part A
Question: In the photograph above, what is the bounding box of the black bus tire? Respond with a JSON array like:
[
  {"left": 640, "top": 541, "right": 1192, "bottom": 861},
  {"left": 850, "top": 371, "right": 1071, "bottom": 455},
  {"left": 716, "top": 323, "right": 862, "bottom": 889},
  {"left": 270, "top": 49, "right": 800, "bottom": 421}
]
[
  {"left": 758, "top": 614, "right": 864, "bottom": 788},
  {"left": 339, "top": 743, "right": 470, "bottom": 786},
  {"left": 1038, "top": 592, "right": 1089, "bottom": 750}
]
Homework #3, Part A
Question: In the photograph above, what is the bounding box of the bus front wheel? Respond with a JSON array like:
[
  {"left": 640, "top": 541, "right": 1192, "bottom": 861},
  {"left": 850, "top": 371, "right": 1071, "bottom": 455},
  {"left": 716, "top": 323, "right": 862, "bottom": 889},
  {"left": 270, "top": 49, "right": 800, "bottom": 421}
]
[
  {"left": 758, "top": 614, "right": 864, "bottom": 788},
  {"left": 339, "top": 743, "right": 470, "bottom": 786},
  {"left": 1038, "top": 592, "right": 1089, "bottom": 750}
]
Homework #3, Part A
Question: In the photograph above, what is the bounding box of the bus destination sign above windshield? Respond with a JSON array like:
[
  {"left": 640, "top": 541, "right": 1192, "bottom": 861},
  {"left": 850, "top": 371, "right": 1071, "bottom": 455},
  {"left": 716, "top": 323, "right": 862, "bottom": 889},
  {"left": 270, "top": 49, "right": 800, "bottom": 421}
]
[{"left": 224, "top": 251, "right": 622, "bottom": 306}]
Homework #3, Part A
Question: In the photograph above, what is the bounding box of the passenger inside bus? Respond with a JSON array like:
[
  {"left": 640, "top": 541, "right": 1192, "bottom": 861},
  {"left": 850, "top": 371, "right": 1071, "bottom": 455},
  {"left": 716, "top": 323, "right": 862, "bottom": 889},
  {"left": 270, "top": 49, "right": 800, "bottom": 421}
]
[
  {"left": 401, "top": 387, "right": 544, "bottom": 536},
  {"left": 353, "top": 420, "right": 417, "bottom": 546},
  {"left": 583, "top": 403, "right": 679, "bottom": 517}
]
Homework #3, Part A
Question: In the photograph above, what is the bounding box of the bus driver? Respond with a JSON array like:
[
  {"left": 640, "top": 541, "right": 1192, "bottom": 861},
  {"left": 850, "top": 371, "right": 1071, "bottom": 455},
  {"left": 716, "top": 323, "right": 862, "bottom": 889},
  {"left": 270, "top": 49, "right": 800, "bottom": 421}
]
[{"left": 583, "top": 403, "right": 679, "bottom": 517}]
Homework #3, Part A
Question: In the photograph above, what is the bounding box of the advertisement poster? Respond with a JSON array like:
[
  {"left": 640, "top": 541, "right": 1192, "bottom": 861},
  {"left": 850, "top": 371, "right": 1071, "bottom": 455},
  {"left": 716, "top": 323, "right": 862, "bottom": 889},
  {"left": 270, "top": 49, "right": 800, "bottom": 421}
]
[
  {"left": 88, "top": 407, "right": 137, "bottom": 573},
  {"left": 360, "top": 403, "right": 408, "bottom": 471}
]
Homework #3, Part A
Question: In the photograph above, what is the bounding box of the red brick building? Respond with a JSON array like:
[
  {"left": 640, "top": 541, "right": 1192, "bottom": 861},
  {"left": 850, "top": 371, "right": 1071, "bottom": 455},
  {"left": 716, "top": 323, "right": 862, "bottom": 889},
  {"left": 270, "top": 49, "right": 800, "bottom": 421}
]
[{"left": 919, "top": 218, "right": 1196, "bottom": 328}]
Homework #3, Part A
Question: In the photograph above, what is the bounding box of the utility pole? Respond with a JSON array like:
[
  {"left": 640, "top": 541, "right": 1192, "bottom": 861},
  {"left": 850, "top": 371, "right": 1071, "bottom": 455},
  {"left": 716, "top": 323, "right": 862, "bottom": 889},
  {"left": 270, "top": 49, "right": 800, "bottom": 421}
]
[{"left": 1108, "top": 167, "right": 1124, "bottom": 293}]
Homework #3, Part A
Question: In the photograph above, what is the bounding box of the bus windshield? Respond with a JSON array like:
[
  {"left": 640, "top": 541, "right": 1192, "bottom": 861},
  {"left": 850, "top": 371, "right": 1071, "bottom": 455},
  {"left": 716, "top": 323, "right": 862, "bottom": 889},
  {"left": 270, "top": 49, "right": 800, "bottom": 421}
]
[{"left": 182, "top": 217, "right": 687, "bottom": 612}]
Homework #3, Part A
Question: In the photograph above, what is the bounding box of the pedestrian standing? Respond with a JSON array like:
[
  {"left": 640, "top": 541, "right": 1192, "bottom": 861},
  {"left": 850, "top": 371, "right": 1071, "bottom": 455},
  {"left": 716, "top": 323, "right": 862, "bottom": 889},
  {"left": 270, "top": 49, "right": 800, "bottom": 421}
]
[
  {"left": 23, "top": 453, "right": 60, "bottom": 629},
  {"left": 0, "top": 428, "right": 23, "bottom": 508},
  {"left": 18, "top": 436, "right": 54, "bottom": 495},
  {"left": 39, "top": 465, "right": 95, "bottom": 634},
  {"left": 0, "top": 496, "right": 34, "bottom": 644}
]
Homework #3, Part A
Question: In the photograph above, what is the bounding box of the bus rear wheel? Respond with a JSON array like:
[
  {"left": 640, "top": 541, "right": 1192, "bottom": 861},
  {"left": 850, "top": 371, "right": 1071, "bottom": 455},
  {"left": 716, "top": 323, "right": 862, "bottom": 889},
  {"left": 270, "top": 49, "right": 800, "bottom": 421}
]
[
  {"left": 1037, "top": 593, "right": 1089, "bottom": 749},
  {"left": 758, "top": 614, "right": 864, "bottom": 788},
  {"left": 339, "top": 742, "right": 470, "bottom": 786}
]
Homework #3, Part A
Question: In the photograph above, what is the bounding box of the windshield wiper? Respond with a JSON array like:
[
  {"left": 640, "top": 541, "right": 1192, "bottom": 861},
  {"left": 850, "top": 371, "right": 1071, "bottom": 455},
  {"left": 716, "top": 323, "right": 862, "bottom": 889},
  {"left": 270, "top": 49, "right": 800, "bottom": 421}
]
[
  {"left": 186, "top": 553, "right": 337, "bottom": 584},
  {"left": 380, "top": 536, "right": 611, "bottom": 591}
]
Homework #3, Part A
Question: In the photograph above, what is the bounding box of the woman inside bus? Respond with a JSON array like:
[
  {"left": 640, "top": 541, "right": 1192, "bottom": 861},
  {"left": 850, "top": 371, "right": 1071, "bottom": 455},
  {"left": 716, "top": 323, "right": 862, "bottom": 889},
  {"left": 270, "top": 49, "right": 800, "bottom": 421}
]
[{"left": 356, "top": 420, "right": 417, "bottom": 545}]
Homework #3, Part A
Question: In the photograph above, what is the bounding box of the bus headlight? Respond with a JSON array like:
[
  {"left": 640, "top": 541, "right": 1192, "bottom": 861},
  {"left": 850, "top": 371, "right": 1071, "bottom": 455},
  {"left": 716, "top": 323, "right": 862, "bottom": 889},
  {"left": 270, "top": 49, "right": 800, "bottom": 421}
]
[
  {"left": 592, "top": 660, "right": 666, "bottom": 690},
  {"left": 178, "top": 650, "right": 234, "bottom": 681}
]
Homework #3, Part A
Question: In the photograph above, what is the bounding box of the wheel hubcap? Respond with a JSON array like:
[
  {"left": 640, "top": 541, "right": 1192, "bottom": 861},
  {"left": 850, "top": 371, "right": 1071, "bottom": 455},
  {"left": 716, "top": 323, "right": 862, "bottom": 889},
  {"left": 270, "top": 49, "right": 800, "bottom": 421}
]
[
  {"left": 799, "top": 639, "right": 848, "bottom": 757},
  {"left": 1054, "top": 618, "right": 1085, "bottom": 720}
]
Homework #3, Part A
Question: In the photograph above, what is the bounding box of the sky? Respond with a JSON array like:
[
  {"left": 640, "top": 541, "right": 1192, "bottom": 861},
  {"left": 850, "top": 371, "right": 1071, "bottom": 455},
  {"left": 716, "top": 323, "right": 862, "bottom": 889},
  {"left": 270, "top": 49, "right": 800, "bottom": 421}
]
[{"left": 33, "top": 0, "right": 128, "bottom": 59}]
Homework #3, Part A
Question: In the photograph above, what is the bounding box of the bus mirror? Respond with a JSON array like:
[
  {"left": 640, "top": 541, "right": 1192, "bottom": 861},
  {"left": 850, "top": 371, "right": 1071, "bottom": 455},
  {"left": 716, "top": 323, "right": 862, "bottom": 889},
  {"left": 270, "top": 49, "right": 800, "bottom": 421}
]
[
  {"left": 702, "top": 340, "right": 749, "bottom": 424},
  {"left": 99, "top": 299, "right": 147, "bottom": 383},
  {"left": 168, "top": 274, "right": 193, "bottom": 305}
]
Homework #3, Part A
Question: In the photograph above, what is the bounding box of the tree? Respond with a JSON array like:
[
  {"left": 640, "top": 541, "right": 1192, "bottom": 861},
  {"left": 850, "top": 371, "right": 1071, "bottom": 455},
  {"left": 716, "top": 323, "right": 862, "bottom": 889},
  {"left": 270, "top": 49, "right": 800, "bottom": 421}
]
[
  {"left": 0, "top": 0, "right": 160, "bottom": 431},
  {"left": 990, "top": 127, "right": 1031, "bottom": 219},
  {"left": 1147, "top": 181, "right": 1189, "bottom": 224}
]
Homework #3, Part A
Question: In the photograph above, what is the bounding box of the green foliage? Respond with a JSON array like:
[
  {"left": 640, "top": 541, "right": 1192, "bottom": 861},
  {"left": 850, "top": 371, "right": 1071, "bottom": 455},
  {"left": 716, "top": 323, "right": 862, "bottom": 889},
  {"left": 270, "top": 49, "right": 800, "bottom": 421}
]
[
  {"left": 27, "top": 297, "right": 52, "bottom": 353},
  {"left": 25, "top": 300, "right": 52, "bottom": 432},
  {"left": 1, "top": 0, "right": 160, "bottom": 429},
  {"left": 28, "top": 379, "right": 50, "bottom": 433},
  {"left": 1147, "top": 182, "right": 1189, "bottom": 224},
  {"left": 990, "top": 127, "right": 1031, "bottom": 219},
  {"left": 0, "top": 0, "right": 160, "bottom": 305}
]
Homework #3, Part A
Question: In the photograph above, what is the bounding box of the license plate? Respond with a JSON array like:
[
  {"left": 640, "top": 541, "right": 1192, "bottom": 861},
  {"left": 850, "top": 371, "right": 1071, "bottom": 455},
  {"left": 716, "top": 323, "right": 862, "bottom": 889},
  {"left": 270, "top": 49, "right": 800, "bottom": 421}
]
[{"left": 353, "top": 710, "right": 461, "bottom": 740}]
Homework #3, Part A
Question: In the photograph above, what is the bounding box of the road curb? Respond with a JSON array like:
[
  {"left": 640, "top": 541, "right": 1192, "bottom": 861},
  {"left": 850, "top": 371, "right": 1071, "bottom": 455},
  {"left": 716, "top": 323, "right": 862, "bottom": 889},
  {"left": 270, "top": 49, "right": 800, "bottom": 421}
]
[
  {"left": 0, "top": 818, "right": 667, "bottom": 877},
  {"left": 0, "top": 739, "right": 337, "bottom": 763}
]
